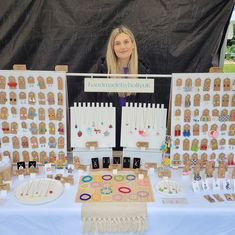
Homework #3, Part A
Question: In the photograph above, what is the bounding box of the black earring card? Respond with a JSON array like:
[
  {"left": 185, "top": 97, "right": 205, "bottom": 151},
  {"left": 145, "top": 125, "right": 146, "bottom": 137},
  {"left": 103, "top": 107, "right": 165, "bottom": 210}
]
[
  {"left": 28, "top": 161, "right": 37, "bottom": 168},
  {"left": 103, "top": 157, "right": 110, "bottom": 168},
  {"left": 133, "top": 158, "right": 141, "bottom": 169},
  {"left": 17, "top": 161, "right": 26, "bottom": 170},
  {"left": 91, "top": 158, "right": 100, "bottom": 169},
  {"left": 123, "top": 157, "right": 130, "bottom": 168},
  {"left": 113, "top": 157, "right": 121, "bottom": 164}
]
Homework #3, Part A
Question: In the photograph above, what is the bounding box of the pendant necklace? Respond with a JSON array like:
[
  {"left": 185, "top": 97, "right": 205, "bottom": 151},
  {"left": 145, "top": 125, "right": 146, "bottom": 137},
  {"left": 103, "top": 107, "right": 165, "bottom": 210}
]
[{"left": 75, "top": 106, "right": 83, "bottom": 138}]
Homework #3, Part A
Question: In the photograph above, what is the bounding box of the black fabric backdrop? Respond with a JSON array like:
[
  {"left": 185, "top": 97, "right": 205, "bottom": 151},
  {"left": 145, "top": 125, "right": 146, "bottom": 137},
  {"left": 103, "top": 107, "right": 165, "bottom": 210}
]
[{"left": 0, "top": 0, "right": 234, "bottom": 108}]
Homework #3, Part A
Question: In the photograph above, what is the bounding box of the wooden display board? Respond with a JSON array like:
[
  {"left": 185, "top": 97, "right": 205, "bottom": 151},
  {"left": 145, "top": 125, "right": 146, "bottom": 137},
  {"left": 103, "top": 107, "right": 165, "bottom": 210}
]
[
  {"left": 170, "top": 73, "right": 235, "bottom": 167},
  {"left": 0, "top": 70, "right": 67, "bottom": 163}
]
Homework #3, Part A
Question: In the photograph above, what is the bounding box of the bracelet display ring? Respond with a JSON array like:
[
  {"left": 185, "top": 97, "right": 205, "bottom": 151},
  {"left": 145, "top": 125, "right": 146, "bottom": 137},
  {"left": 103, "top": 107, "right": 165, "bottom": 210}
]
[{"left": 80, "top": 193, "right": 91, "bottom": 201}]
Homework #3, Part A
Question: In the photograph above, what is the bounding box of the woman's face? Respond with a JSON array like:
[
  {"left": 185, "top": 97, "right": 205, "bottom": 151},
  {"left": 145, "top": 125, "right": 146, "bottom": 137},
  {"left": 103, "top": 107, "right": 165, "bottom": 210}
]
[{"left": 113, "top": 33, "right": 134, "bottom": 60}]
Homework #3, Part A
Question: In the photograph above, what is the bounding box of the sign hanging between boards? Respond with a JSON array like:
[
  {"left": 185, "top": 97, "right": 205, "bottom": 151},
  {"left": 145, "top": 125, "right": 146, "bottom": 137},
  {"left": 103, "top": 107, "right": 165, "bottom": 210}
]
[{"left": 84, "top": 78, "right": 154, "bottom": 93}]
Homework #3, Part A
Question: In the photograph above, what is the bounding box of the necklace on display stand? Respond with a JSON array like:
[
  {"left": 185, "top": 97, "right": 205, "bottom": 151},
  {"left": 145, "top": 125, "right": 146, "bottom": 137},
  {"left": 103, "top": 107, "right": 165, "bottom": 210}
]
[
  {"left": 151, "top": 104, "right": 156, "bottom": 130},
  {"left": 127, "top": 103, "right": 133, "bottom": 134},
  {"left": 94, "top": 103, "right": 101, "bottom": 134},
  {"left": 103, "top": 104, "right": 111, "bottom": 137},
  {"left": 133, "top": 103, "right": 138, "bottom": 133},
  {"left": 138, "top": 104, "right": 144, "bottom": 136},
  {"left": 91, "top": 102, "right": 95, "bottom": 128},
  {"left": 107, "top": 102, "right": 114, "bottom": 130},
  {"left": 86, "top": 103, "right": 93, "bottom": 136},
  {"left": 102, "top": 103, "right": 113, "bottom": 137},
  {"left": 155, "top": 104, "right": 160, "bottom": 136},
  {"left": 76, "top": 104, "right": 83, "bottom": 138},
  {"left": 147, "top": 104, "right": 152, "bottom": 129},
  {"left": 139, "top": 104, "right": 150, "bottom": 137}
]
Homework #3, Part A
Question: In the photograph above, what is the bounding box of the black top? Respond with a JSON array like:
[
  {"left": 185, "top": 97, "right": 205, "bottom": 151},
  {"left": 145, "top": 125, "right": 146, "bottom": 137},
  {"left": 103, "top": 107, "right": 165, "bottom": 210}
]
[{"left": 76, "top": 57, "right": 156, "bottom": 150}]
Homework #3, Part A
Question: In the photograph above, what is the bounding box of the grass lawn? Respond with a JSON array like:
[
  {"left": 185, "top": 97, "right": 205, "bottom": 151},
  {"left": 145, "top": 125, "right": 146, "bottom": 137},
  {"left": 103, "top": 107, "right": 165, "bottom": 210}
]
[{"left": 224, "top": 63, "right": 235, "bottom": 72}]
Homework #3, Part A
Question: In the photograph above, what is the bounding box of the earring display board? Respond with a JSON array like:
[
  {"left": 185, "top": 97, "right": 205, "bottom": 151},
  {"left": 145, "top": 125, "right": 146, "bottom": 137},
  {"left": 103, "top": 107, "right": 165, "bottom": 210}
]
[
  {"left": 0, "top": 70, "right": 67, "bottom": 163},
  {"left": 171, "top": 73, "right": 235, "bottom": 167},
  {"left": 121, "top": 103, "right": 167, "bottom": 149},
  {"left": 70, "top": 102, "right": 116, "bottom": 148}
]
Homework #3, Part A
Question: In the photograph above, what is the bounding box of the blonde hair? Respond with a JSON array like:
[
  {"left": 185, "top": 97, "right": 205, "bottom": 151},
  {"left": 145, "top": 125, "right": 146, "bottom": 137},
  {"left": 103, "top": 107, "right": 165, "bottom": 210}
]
[{"left": 106, "top": 25, "right": 138, "bottom": 76}]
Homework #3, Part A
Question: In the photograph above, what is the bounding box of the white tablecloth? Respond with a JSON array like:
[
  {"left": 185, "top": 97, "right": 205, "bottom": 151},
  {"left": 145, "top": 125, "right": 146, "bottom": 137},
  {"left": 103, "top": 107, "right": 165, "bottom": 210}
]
[{"left": 1, "top": 170, "right": 235, "bottom": 235}]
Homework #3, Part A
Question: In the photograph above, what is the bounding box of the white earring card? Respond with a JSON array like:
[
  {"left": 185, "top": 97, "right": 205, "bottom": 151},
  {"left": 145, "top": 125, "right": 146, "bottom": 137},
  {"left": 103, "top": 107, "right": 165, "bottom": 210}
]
[
  {"left": 121, "top": 102, "right": 167, "bottom": 149},
  {"left": 70, "top": 102, "right": 115, "bottom": 148},
  {"left": 0, "top": 70, "right": 67, "bottom": 164},
  {"left": 171, "top": 73, "right": 235, "bottom": 167}
]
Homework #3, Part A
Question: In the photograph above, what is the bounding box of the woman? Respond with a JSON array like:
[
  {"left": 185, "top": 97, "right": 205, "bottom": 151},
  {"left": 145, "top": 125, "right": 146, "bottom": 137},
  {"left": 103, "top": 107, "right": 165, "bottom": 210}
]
[{"left": 78, "top": 25, "right": 156, "bottom": 150}]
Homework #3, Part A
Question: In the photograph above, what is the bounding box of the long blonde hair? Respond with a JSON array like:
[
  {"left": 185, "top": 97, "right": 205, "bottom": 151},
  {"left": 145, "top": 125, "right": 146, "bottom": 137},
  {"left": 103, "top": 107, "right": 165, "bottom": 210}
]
[{"left": 106, "top": 25, "right": 138, "bottom": 76}]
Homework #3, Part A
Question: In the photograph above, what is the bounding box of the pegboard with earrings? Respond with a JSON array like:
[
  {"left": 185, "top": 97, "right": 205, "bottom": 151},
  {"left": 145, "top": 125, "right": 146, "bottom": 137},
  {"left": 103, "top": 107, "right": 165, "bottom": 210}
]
[{"left": 171, "top": 73, "right": 235, "bottom": 167}]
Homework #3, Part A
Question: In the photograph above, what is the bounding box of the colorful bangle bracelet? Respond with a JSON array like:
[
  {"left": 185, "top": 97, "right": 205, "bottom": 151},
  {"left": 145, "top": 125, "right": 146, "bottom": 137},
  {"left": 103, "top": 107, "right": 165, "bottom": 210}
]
[
  {"left": 82, "top": 175, "right": 92, "bottom": 183},
  {"left": 80, "top": 183, "right": 89, "bottom": 189},
  {"left": 102, "top": 174, "right": 112, "bottom": 181},
  {"left": 92, "top": 193, "right": 101, "bottom": 201},
  {"left": 114, "top": 175, "right": 124, "bottom": 182},
  {"left": 129, "top": 193, "right": 138, "bottom": 201},
  {"left": 137, "top": 179, "right": 149, "bottom": 187},
  {"left": 93, "top": 175, "right": 102, "bottom": 182},
  {"left": 137, "top": 190, "right": 149, "bottom": 198},
  {"left": 80, "top": 193, "right": 91, "bottom": 201},
  {"left": 118, "top": 186, "right": 131, "bottom": 194},
  {"left": 100, "top": 186, "right": 113, "bottom": 195},
  {"left": 112, "top": 194, "right": 123, "bottom": 201},
  {"left": 90, "top": 182, "right": 103, "bottom": 188},
  {"left": 126, "top": 174, "right": 136, "bottom": 181}
]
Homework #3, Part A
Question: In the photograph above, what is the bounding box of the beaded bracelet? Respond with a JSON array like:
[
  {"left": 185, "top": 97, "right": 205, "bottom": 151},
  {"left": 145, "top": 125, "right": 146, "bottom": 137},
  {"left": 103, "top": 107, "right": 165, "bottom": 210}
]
[{"left": 100, "top": 186, "right": 113, "bottom": 195}]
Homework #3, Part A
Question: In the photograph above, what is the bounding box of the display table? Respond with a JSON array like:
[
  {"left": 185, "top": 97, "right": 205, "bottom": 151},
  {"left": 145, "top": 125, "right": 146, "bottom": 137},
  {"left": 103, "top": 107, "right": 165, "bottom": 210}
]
[{"left": 0, "top": 170, "right": 235, "bottom": 235}]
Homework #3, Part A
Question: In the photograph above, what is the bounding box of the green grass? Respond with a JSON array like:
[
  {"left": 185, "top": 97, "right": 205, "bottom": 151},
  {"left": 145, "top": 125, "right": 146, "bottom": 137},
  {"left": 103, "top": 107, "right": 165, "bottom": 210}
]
[{"left": 223, "top": 64, "right": 235, "bottom": 72}]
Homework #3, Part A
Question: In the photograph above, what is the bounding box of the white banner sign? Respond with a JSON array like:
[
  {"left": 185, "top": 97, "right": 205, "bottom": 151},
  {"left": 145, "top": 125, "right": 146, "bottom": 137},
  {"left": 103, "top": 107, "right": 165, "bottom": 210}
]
[{"left": 84, "top": 78, "right": 154, "bottom": 93}]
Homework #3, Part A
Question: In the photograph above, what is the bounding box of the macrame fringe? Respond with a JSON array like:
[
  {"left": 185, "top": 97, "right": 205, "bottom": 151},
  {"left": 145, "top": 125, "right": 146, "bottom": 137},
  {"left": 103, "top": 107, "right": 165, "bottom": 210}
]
[{"left": 82, "top": 216, "right": 147, "bottom": 233}]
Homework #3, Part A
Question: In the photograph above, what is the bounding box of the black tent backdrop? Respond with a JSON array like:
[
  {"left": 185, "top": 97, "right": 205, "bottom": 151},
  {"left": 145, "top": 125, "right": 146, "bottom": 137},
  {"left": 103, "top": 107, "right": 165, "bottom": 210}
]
[{"left": 0, "top": 0, "right": 234, "bottom": 107}]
